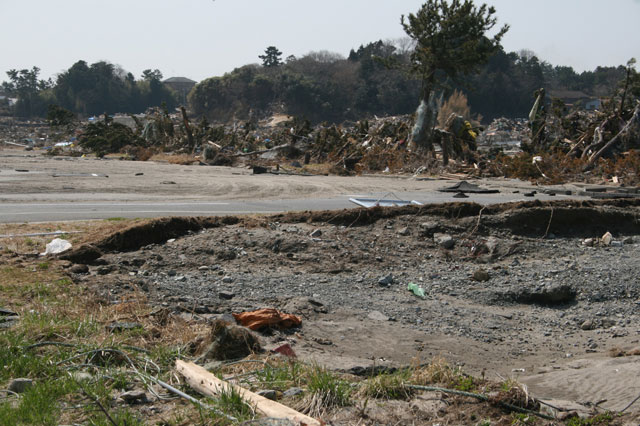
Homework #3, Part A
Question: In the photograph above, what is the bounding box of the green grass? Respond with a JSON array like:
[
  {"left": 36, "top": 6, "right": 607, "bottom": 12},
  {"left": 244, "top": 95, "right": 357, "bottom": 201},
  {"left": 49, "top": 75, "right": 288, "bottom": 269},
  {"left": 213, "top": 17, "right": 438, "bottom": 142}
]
[
  {"left": 361, "top": 369, "right": 412, "bottom": 399},
  {"left": 255, "top": 360, "right": 303, "bottom": 391},
  {"left": 105, "top": 217, "right": 127, "bottom": 221},
  {"left": 305, "top": 364, "right": 351, "bottom": 407},
  {"left": 566, "top": 412, "right": 615, "bottom": 426}
]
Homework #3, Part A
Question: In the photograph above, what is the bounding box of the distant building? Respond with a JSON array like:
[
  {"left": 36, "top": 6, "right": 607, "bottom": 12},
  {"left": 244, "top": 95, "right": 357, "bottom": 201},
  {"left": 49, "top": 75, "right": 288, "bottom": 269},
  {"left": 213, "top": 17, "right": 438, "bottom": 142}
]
[
  {"left": 549, "top": 89, "right": 600, "bottom": 110},
  {"left": 163, "top": 77, "right": 197, "bottom": 105}
]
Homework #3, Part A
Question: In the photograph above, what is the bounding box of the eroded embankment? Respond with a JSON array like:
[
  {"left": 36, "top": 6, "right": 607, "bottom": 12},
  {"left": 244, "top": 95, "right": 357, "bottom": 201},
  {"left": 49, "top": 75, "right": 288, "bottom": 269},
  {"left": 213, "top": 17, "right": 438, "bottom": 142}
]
[{"left": 61, "top": 198, "right": 640, "bottom": 262}]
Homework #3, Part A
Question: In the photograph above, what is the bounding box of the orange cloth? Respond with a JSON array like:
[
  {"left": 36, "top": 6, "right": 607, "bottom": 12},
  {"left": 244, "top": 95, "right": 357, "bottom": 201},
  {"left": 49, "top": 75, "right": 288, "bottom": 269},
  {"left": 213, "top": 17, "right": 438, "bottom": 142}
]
[{"left": 232, "top": 308, "right": 302, "bottom": 330}]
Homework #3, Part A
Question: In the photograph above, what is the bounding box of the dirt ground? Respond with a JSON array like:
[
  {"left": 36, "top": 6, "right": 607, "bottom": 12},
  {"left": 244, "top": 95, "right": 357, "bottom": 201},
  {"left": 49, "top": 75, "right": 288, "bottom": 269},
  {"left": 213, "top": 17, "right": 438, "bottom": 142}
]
[
  {"left": 3, "top": 147, "right": 640, "bottom": 422},
  {"left": 58, "top": 200, "right": 640, "bottom": 420}
]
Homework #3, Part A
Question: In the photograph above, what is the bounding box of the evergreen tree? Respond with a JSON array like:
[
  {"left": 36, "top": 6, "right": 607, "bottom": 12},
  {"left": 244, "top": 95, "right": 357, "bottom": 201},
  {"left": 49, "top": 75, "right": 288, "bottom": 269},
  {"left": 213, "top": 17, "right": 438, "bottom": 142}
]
[{"left": 259, "top": 46, "right": 283, "bottom": 67}]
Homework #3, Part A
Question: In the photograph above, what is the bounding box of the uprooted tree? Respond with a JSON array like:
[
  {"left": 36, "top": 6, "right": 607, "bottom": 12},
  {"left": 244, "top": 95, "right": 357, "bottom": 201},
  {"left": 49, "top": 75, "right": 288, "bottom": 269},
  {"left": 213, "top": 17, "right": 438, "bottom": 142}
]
[{"left": 402, "top": 0, "right": 508, "bottom": 159}]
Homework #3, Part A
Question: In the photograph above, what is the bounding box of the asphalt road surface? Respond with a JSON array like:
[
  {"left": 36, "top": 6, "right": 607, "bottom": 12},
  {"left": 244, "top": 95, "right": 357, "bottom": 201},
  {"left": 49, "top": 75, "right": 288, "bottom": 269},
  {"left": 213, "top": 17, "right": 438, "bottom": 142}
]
[{"left": 0, "top": 149, "right": 586, "bottom": 223}]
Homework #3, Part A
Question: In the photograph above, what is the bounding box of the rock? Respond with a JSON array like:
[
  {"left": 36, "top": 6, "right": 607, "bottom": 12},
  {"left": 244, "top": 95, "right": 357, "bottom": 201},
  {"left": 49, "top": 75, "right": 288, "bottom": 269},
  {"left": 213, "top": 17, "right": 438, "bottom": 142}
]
[
  {"left": 282, "top": 387, "right": 304, "bottom": 397},
  {"left": 368, "top": 310, "right": 389, "bottom": 321},
  {"left": 309, "top": 229, "right": 322, "bottom": 238},
  {"left": 514, "top": 283, "right": 577, "bottom": 305},
  {"left": 582, "top": 238, "right": 595, "bottom": 247},
  {"left": 198, "top": 265, "right": 209, "bottom": 271},
  {"left": 107, "top": 322, "right": 143, "bottom": 332},
  {"left": 119, "top": 389, "right": 147, "bottom": 404},
  {"left": 623, "top": 236, "right": 635, "bottom": 244},
  {"left": 434, "top": 233, "right": 455, "bottom": 250},
  {"left": 472, "top": 269, "right": 490, "bottom": 282},
  {"left": 378, "top": 273, "right": 393, "bottom": 286},
  {"left": 452, "top": 191, "right": 468, "bottom": 198},
  {"left": 174, "top": 275, "right": 186, "bottom": 282},
  {"left": 96, "top": 265, "right": 114, "bottom": 275},
  {"left": 257, "top": 390, "right": 277, "bottom": 400},
  {"left": 601, "top": 231, "right": 613, "bottom": 246},
  {"left": 219, "top": 291, "right": 235, "bottom": 300},
  {"left": 222, "top": 276, "right": 234, "bottom": 284},
  {"left": 580, "top": 320, "right": 596, "bottom": 330},
  {"left": 8, "top": 378, "right": 33, "bottom": 393},
  {"left": 195, "top": 320, "right": 262, "bottom": 361},
  {"left": 397, "top": 227, "right": 410, "bottom": 236},
  {"left": 610, "top": 240, "right": 623, "bottom": 247},
  {"left": 70, "top": 264, "right": 89, "bottom": 274}
]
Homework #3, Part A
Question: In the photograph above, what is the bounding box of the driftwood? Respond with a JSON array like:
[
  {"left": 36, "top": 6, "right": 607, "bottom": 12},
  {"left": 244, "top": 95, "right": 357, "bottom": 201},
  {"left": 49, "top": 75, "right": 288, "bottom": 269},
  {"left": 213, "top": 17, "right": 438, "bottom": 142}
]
[
  {"left": 585, "top": 102, "right": 640, "bottom": 169},
  {"left": 175, "top": 360, "right": 321, "bottom": 425}
]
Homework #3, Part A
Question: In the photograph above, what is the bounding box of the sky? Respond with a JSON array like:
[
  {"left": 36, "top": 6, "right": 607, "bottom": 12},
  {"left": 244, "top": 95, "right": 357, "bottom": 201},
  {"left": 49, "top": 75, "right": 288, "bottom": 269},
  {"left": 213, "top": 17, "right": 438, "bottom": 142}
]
[{"left": 1, "top": 0, "right": 639, "bottom": 83}]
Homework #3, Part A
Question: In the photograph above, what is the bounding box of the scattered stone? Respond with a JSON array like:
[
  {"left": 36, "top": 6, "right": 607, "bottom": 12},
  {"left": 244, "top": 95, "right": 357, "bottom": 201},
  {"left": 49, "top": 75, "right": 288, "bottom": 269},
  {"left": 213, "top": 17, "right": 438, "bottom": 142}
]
[
  {"left": 368, "top": 310, "right": 389, "bottom": 321},
  {"left": 219, "top": 291, "right": 235, "bottom": 300},
  {"left": 107, "top": 322, "right": 143, "bottom": 332},
  {"left": 70, "top": 264, "right": 89, "bottom": 274},
  {"left": 222, "top": 276, "right": 234, "bottom": 284},
  {"left": 610, "top": 240, "right": 623, "bottom": 247},
  {"left": 119, "top": 389, "right": 148, "bottom": 404},
  {"left": 434, "top": 233, "right": 455, "bottom": 249},
  {"left": 514, "top": 283, "right": 577, "bottom": 305},
  {"left": 8, "top": 378, "right": 33, "bottom": 393},
  {"left": 452, "top": 191, "right": 468, "bottom": 198},
  {"left": 524, "top": 191, "right": 536, "bottom": 197},
  {"left": 167, "top": 269, "right": 177, "bottom": 277},
  {"left": 397, "top": 227, "right": 410, "bottom": 236},
  {"left": 601, "top": 231, "right": 613, "bottom": 246},
  {"left": 283, "top": 387, "right": 304, "bottom": 397},
  {"left": 96, "top": 265, "right": 114, "bottom": 275},
  {"left": 309, "top": 229, "right": 322, "bottom": 238},
  {"left": 160, "top": 181, "right": 176, "bottom": 185},
  {"left": 580, "top": 320, "right": 596, "bottom": 331},
  {"left": 198, "top": 265, "right": 209, "bottom": 271},
  {"left": 257, "top": 390, "right": 278, "bottom": 401},
  {"left": 174, "top": 275, "right": 186, "bottom": 282},
  {"left": 378, "top": 273, "right": 393, "bottom": 286},
  {"left": 582, "top": 238, "right": 595, "bottom": 247},
  {"left": 472, "top": 269, "right": 490, "bottom": 282}
]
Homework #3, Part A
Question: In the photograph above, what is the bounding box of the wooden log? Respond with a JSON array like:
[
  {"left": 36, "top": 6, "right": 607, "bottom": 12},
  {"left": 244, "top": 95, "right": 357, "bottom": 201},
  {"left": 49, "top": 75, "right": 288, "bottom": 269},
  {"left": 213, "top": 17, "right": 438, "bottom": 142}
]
[{"left": 175, "top": 360, "right": 321, "bottom": 426}]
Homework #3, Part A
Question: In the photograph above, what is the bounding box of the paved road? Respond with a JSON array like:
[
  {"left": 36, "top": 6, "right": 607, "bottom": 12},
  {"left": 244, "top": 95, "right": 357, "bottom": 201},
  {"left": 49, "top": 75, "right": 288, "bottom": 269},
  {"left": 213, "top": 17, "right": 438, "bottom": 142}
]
[{"left": 0, "top": 190, "right": 580, "bottom": 223}]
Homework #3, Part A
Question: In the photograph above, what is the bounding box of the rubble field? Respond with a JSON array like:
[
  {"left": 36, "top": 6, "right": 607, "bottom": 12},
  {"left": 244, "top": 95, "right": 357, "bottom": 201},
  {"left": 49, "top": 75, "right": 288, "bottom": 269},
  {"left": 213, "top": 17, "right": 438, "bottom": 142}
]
[{"left": 65, "top": 199, "right": 640, "bottom": 414}]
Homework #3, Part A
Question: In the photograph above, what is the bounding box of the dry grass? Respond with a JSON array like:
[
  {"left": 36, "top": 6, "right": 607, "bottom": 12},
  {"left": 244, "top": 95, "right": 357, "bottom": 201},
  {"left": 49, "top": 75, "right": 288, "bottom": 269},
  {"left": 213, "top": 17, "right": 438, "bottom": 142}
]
[
  {"left": 438, "top": 90, "right": 471, "bottom": 127},
  {"left": 150, "top": 153, "right": 199, "bottom": 165}
]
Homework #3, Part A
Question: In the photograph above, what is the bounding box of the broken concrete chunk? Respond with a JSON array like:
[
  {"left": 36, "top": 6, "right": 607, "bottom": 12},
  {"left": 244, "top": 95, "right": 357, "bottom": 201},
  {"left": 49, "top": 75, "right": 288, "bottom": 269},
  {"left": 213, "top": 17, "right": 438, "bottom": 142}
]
[{"left": 397, "top": 227, "right": 410, "bottom": 236}]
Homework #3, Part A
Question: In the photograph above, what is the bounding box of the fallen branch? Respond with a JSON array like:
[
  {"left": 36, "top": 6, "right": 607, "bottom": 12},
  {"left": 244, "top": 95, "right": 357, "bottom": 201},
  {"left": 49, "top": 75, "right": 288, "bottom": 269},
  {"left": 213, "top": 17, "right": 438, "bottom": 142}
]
[{"left": 176, "top": 360, "right": 321, "bottom": 425}]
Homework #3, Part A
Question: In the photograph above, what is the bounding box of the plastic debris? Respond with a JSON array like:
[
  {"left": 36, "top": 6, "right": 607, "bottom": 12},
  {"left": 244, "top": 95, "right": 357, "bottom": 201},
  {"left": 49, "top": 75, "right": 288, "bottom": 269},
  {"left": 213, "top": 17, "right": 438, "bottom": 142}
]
[
  {"left": 41, "top": 238, "right": 72, "bottom": 256},
  {"left": 232, "top": 308, "right": 302, "bottom": 331},
  {"left": 407, "top": 282, "right": 426, "bottom": 299}
]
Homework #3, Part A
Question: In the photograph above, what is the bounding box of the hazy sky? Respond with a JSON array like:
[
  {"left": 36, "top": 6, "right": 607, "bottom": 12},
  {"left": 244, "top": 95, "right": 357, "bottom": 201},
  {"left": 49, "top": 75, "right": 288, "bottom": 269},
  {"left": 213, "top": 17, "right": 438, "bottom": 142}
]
[{"left": 1, "top": 0, "right": 638, "bottom": 83}]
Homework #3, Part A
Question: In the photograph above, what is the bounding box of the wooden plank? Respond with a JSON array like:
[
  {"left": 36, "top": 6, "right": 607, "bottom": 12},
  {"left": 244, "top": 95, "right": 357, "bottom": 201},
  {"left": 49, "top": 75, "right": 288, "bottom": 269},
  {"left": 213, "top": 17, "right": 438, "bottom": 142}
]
[{"left": 175, "top": 360, "right": 321, "bottom": 426}]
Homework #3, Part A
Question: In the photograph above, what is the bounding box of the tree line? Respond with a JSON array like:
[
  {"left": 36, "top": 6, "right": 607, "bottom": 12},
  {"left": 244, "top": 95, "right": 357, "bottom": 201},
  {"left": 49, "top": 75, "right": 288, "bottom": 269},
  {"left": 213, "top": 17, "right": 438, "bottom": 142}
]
[
  {"left": 1, "top": 61, "right": 177, "bottom": 118},
  {"left": 189, "top": 42, "right": 627, "bottom": 125}
]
